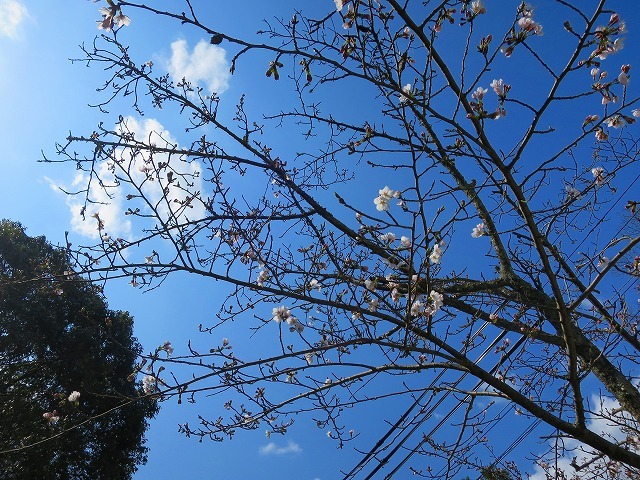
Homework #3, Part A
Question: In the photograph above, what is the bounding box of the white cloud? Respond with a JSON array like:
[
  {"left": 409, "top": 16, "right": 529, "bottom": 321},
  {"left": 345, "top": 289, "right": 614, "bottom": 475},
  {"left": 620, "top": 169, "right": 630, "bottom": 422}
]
[
  {"left": 529, "top": 395, "right": 638, "bottom": 479},
  {"left": 259, "top": 440, "right": 302, "bottom": 456},
  {"left": 47, "top": 167, "right": 132, "bottom": 241},
  {"left": 50, "top": 116, "right": 205, "bottom": 240},
  {"left": 168, "top": 39, "right": 229, "bottom": 95},
  {"left": 0, "top": 0, "right": 28, "bottom": 39}
]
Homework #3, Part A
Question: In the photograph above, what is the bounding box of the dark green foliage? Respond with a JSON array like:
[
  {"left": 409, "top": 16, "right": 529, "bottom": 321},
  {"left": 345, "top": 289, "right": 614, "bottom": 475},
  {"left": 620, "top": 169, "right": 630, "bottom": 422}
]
[
  {"left": 0, "top": 220, "right": 158, "bottom": 479},
  {"left": 461, "top": 465, "right": 519, "bottom": 480},
  {"left": 480, "top": 466, "right": 517, "bottom": 480}
]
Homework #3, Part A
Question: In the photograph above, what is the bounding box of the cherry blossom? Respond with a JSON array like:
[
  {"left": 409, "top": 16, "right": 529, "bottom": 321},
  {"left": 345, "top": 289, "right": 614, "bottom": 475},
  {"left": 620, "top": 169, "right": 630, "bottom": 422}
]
[
  {"left": 595, "top": 128, "right": 609, "bottom": 141},
  {"left": 582, "top": 114, "right": 599, "bottom": 128},
  {"left": 142, "top": 375, "right": 157, "bottom": 394},
  {"left": 272, "top": 306, "right": 291, "bottom": 323},
  {"left": 471, "top": 223, "right": 486, "bottom": 238},
  {"left": 471, "top": 87, "right": 488, "bottom": 100},
  {"left": 334, "top": 0, "right": 345, "bottom": 12},
  {"left": 114, "top": 12, "right": 131, "bottom": 27},
  {"left": 391, "top": 288, "right": 401, "bottom": 303},
  {"left": 633, "top": 109, "right": 640, "bottom": 117},
  {"left": 68, "top": 391, "right": 81, "bottom": 402},
  {"left": 342, "top": 3, "right": 356, "bottom": 29},
  {"left": 597, "top": 37, "right": 625, "bottom": 60},
  {"left": 501, "top": 4, "right": 543, "bottom": 56},
  {"left": 517, "top": 4, "right": 543, "bottom": 35},
  {"left": 162, "top": 341, "right": 174, "bottom": 356},
  {"left": 429, "top": 290, "right": 444, "bottom": 313},
  {"left": 565, "top": 185, "right": 581, "bottom": 199},
  {"left": 368, "top": 299, "right": 379, "bottom": 312},
  {"left": 592, "top": 167, "right": 605, "bottom": 186},
  {"left": 601, "top": 91, "right": 618, "bottom": 105},
  {"left": 256, "top": 269, "right": 269, "bottom": 286},
  {"left": 618, "top": 64, "right": 631, "bottom": 86},
  {"left": 285, "top": 315, "right": 304, "bottom": 333},
  {"left": 605, "top": 115, "right": 626, "bottom": 128},
  {"left": 429, "top": 243, "right": 443, "bottom": 264},
  {"left": 593, "top": 14, "right": 626, "bottom": 60},
  {"left": 400, "top": 236, "right": 411, "bottom": 248},
  {"left": 374, "top": 186, "right": 399, "bottom": 211},
  {"left": 470, "top": 1, "right": 486, "bottom": 17},
  {"left": 378, "top": 232, "right": 396, "bottom": 244},
  {"left": 399, "top": 83, "right": 412, "bottom": 104},
  {"left": 43, "top": 411, "right": 60, "bottom": 424},
  {"left": 410, "top": 300, "right": 423, "bottom": 317},
  {"left": 490, "top": 79, "right": 508, "bottom": 97},
  {"left": 518, "top": 16, "right": 543, "bottom": 35},
  {"left": 97, "top": 5, "right": 131, "bottom": 31}
]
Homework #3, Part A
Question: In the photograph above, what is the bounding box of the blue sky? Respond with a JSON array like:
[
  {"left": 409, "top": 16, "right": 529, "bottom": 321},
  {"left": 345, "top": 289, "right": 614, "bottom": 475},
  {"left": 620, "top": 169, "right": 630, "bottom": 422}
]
[
  {"left": 0, "top": 2, "right": 357, "bottom": 478},
  {"left": 1, "top": 1, "right": 640, "bottom": 479}
]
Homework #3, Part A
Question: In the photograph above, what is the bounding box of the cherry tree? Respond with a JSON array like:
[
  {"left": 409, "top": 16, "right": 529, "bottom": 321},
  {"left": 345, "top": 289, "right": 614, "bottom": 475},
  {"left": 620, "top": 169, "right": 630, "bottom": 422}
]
[{"left": 49, "top": 1, "right": 640, "bottom": 478}]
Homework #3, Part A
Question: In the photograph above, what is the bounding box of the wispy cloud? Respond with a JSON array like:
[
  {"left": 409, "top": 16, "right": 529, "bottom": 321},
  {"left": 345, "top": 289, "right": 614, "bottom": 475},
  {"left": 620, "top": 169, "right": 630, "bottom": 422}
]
[
  {"left": 259, "top": 440, "right": 302, "bottom": 456},
  {"left": 50, "top": 116, "right": 205, "bottom": 241},
  {"left": 47, "top": 164, "right": 132, "bottom": 240},
  {"left": 0, "top": 0, "right": 28, "bottom": 39},
  {"left": 528, "top": 394, "right": 635, "bottom": 479},
  {"left": 168, "top": 39, "right": 229, "bottom": 95}
]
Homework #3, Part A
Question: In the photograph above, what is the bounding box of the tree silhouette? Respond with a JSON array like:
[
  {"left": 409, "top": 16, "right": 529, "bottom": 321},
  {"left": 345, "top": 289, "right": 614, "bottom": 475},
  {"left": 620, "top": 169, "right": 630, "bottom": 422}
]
[
  {"left": 49, "top": 1, "right": 640, "bottom": 478},
  {"left": 0, "top": 220, "right": 158, "bottom": 479}
]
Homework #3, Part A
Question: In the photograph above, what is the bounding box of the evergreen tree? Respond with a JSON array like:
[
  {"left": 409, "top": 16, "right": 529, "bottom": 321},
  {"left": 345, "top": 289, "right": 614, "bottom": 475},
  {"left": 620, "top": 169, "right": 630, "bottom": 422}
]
[{"left": 0, "top": 220, "right": 158, "bottom": 479}]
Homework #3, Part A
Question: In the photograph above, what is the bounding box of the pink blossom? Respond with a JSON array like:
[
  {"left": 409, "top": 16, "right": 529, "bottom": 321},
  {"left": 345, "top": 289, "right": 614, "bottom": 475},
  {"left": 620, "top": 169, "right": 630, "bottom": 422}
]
[
  {"left": 471, "top": 87, "right": 488, "bottom": 100},
  {"left": 517, "top": 16, "right": 543, "bottom": 35},
  {"left": 490, "top": 79, "right": 505, "bottom": 96},
  {"left": 43, "top": 411, "right": 60, "bottom": 424},
  {"left": 605, "top": 115, "right": 625, "bottom": 128},
  {"left": 470, "top": 1, "right": 486, "bottom": 16},
  {"left": 595, "top": 128, "right": 608, "bottom": 141}
]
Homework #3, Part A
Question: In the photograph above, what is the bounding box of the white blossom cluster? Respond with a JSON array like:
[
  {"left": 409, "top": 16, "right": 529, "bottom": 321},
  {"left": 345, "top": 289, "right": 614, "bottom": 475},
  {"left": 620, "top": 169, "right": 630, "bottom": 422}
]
[
  {"left": 410, "top": 291, "right": 444, "bottom": 317},
  {"left": 272, "top": 306, "right": 304, "bottom": 333},
  {"left": 142, "top": 375, "right": 157, "bottom": 394},
  {"left": 373, "top": 186, "right": 400, "bottom": 211}
]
